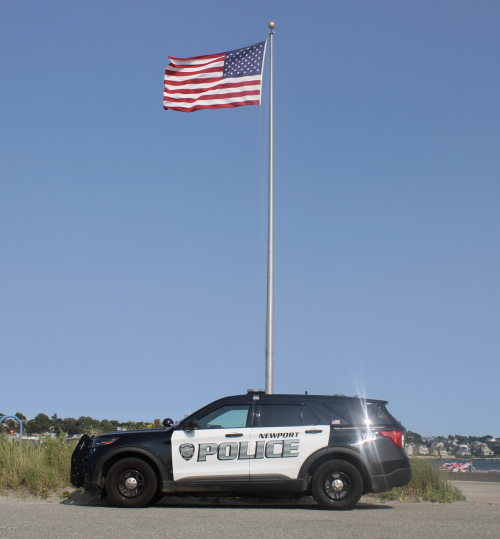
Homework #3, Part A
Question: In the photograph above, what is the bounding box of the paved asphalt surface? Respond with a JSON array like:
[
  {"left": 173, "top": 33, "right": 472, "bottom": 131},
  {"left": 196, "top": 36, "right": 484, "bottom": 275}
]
[
  {"left": 1, "top": 495, "right": 499, "bottom": 539},
  {"left": 449, "top": 481, "right": 500, "bottom": 504}
]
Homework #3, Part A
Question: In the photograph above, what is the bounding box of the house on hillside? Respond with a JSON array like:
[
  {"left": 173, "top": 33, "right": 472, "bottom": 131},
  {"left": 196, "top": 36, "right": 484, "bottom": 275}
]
[
  {"left": 471, "top": 441, "right": 483, "bottom": 453},
  {"left": 456, "top": 444, "right": 471, "bottom": 456},
  {"left": 431, "top": 445, "right": 450, "bottom": 457},
  {"left": 430, "top": 442, "right": 446, "bottom": 456},
  {"left": 431, "top": 442, "right": 445, "bottom": 449},
  {"left": 405, "top": 444, "right": 415, "bottom": 455},
  {"left": 481, "top": 444, "right": 494, "bottom": 456}
]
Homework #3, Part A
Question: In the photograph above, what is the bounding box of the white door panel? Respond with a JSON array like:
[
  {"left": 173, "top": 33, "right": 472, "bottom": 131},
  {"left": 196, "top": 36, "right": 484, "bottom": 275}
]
[
  {"left": 171, "top": 429, "right": 251, "bottom": 480},
  {"left": 249, "top": 426, "right": 329, "bottom": 479}
]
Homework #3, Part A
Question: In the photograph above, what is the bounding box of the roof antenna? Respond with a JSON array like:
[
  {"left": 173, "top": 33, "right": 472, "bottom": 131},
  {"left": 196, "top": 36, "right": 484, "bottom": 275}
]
[{"left": 305, "top": 391, "right": 308, "bottom": 395}]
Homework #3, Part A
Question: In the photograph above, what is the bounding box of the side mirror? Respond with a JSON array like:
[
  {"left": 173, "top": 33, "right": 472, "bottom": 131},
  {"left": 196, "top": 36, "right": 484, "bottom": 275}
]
[
  {"left": 162, "top": 418, "right": 174, "bottom": 427},
  {"left": 182, "top": 420, "right": 199, "bottom": 432}
]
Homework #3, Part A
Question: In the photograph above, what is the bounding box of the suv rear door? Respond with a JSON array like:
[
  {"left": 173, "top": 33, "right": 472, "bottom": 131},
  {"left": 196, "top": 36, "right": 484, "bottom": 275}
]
[{"left": 249, "top": 402, "right": 329, "bottom": 482}]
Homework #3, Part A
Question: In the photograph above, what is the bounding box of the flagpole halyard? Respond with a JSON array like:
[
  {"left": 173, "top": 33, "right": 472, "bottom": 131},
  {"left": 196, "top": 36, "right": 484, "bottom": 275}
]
[{"left": 265, "top": 21, "right": 275, "bottom": 395}]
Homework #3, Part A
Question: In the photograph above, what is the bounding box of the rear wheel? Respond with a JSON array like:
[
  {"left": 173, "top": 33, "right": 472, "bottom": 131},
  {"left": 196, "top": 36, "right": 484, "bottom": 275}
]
[
  {"left": 311, "top": 460, "right": 363, "bottom": 510},
  {"left": 106, "top": 457, "right": 157, "bottom": 508}
]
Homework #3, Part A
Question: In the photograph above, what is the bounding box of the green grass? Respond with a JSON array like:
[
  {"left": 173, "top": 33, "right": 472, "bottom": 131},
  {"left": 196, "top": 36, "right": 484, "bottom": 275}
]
[
  {"left": 0, "top": 435, "right": 75, "bottom": 496},
  {"left": 376, "top": 457, "right": 466, "bottom": 502}
]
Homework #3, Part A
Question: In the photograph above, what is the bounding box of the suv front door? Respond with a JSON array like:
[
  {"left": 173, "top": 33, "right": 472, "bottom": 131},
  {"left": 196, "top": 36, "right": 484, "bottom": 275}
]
[{"left": 171, "top": 403, "right": 253, "bottom": 485}]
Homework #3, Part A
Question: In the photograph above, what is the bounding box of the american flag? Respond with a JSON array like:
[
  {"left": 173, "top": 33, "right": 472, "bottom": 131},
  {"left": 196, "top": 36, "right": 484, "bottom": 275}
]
[{"left": 163, "top": 41, "right": 266, "bottom": 113}]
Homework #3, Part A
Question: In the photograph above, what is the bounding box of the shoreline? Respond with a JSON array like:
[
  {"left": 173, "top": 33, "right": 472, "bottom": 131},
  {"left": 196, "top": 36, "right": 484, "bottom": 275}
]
[{"left": 415, "top": 456, "right": 500, "bottom": 461}]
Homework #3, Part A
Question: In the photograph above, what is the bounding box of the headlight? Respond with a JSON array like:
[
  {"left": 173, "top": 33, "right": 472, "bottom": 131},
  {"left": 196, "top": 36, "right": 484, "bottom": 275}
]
[{"left": 92, "top": 437, "right": 118, "bottom": 448}]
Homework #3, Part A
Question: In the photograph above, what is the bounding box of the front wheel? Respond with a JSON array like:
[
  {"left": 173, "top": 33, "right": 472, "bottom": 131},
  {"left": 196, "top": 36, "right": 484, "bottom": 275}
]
[
  {"left": 106, "top": 457, "right": 157, "bottom": 508},
  {"left": 311, "top": 460, "right": 363, "bottom": 510}
]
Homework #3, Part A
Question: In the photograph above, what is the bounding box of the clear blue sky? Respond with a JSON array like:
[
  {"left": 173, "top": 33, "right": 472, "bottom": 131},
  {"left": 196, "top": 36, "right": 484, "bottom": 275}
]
[{"left": 1, "top": 1, "right": 498, "bottom": 437}]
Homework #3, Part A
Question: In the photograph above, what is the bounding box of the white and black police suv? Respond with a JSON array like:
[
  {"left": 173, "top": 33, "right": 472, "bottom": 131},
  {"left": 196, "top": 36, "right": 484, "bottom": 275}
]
[{"left": 71, "top": 391, "right": 411, "bottom": 510}]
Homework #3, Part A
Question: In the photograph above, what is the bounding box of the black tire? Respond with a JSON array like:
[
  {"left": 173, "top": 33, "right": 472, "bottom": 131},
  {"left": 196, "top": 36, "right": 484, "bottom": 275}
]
[
  {"left": 106, "top": 457, "right": 157, "bottom": 508},
  {"left": 311, "top": 460, "right": 363, "bottom": 510}
]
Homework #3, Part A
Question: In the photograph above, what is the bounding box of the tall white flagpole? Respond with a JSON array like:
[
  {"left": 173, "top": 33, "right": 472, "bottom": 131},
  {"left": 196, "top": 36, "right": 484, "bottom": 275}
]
[{"left": 265, "top": 21, "right": 275, "bottom": 394}]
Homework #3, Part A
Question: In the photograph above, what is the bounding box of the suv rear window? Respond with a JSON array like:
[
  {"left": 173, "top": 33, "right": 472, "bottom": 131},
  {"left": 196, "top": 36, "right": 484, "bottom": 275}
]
[{"left": 322, "top": 401, "right": 397, "bottom": 426}]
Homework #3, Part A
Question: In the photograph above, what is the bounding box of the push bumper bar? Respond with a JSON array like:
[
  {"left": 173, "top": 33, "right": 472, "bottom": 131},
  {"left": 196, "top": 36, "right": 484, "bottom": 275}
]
[{"left": 70, "top": 434, "right": 92, "bottom": 488}]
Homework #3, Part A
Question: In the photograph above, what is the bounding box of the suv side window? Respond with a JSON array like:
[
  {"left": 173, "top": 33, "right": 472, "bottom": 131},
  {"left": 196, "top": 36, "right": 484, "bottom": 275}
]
[
  {"left": 197, "top": 404, "right": 250, "bottom": 429},
  {"left": 318, "top": 403, "right": 350, "bottom": 425},
  {"left": 258, "top": 404, "right": 301, "bottom": 427},
  {"left": 302, "top": 404, "right": 321, "bottom": 426},
  {"left": 257, "top": 404, "right": 321, "bottom": 427}
]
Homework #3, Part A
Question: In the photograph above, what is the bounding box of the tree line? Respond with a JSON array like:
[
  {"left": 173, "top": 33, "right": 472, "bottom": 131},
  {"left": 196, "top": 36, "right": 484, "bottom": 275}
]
[
  {"left": 0, "top": 412, "right": 166, "bottom": 436},
  {"left": 406, "top": 430, "right": 500, "bottom": 454}
]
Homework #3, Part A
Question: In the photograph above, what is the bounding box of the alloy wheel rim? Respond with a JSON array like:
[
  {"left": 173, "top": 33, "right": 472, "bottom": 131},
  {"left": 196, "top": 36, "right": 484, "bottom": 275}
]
[
  {"left": 117, "top": 469, "right": 145, "bottom": 498},
  {"left": 323, "top": 471, "right": 351, "bottom": 500}
]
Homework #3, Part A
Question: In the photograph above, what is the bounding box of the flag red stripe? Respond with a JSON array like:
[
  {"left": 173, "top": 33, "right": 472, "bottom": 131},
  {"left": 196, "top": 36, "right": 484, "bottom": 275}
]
[
  {"left": 164, "top": 76, "right": 224, "bottom": 87},
  {"left": 164, "top": 65, "right": 224, "bottom": 77},
  {"left": 167, "top": 57, "right": 225, "bottom": 70},
  {"left": 163, "top": 100, "right": 260, "bottom": 113},
  {"left": 164, "top": 90, "right": 260, "bottom": 104},
  {"left": 164, "top": 80, "right": 260, "bottom": 95}
]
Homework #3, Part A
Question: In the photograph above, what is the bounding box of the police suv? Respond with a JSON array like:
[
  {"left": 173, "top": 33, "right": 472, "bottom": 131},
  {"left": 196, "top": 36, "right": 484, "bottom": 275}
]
[{"left": 71, "top": 391, "right": 411, "bottom": 510}]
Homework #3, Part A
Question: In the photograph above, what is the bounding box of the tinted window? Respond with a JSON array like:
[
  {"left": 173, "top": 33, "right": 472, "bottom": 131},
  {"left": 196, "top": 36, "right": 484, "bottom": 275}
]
[
  {"left": 198, "top": 405, "right": 250, "bottom": 429},
  {"left": 372, "top": 404, "right": 397, "bottom": 425},
  {"left": 258, "top": 404, "right": 301, "bottom": 427},
  {"left": 302, "top": 405, "right": 320, "bottom": 426},
  {"left": 322, "top": 402, "right": 396, "bottom": 426},
  {"left": 317, "top": 404, "right": 349, "bottom": 426}
]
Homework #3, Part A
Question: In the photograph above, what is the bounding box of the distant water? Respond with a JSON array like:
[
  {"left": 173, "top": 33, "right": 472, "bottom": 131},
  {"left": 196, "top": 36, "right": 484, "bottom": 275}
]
[{"left": 432, "top": 458, "right": 500, "bottom": 472}]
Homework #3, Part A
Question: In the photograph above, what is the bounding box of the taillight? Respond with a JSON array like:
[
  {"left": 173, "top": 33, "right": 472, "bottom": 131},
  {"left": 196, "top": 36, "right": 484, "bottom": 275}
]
[{"left": 380, "top": 430, "right": 405, "bottom": 449}]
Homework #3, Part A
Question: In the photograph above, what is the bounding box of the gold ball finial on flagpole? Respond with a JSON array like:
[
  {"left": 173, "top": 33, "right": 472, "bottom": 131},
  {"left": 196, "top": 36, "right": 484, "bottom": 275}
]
[{"left": 268, "top": 22, "right": 275, "bottom": 29}]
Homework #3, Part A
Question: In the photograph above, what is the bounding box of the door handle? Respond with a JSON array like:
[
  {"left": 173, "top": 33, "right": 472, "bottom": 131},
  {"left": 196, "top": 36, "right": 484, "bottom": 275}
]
[
  {"left": 305, "top": 429, "right": 323, "bottom": 434},
  {"left": 225, "top": 433, "right": 243, "bottom": 438}
]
